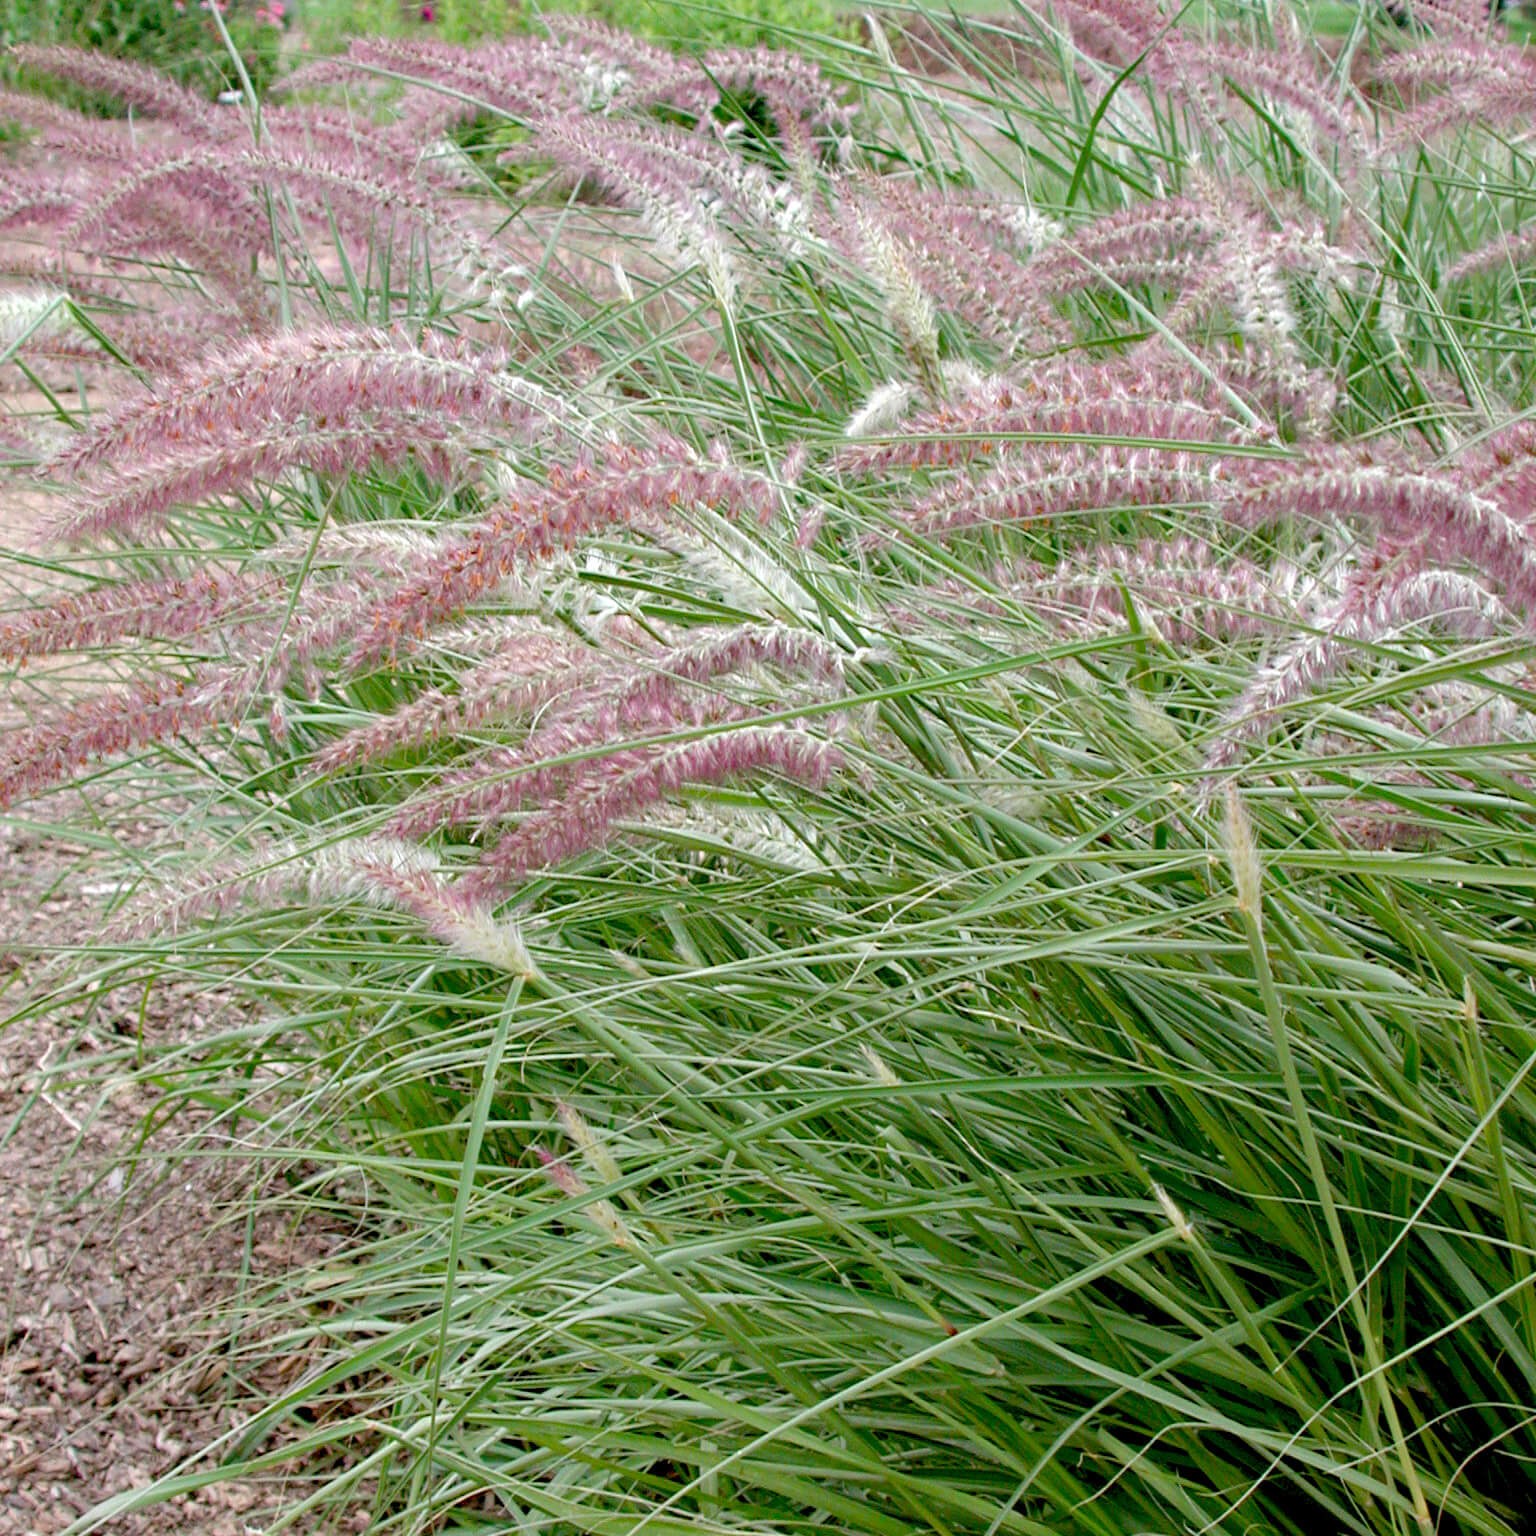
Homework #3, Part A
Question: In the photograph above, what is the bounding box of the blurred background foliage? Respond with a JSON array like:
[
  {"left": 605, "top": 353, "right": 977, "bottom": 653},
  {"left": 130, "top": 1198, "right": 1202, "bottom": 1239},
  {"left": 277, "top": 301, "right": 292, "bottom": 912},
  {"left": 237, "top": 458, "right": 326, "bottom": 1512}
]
[
  {"left": 0, "top": 0, "right": 287, "bottom": 99},
  {"left": 0, "top": 0, "right": 849, "bottom": 101}
]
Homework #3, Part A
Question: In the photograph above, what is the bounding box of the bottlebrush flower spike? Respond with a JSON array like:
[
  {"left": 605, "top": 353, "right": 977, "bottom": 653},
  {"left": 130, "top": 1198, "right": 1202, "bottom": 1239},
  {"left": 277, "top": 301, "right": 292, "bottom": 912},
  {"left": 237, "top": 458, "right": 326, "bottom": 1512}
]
[
  {"left": 10, "top": 45, "right": 223, "bottom": 136},
  {"left": 56, "top": 422, "right": 462, "bottom": 547},
  {"left": 702, "top": 44, "right": 850, "bottom": 124},
  {"left": 847, "top": 202, "right": 944, "bottom": 396},
  {"left": 1317, "top": 683, "right": 1536, "bottom": 849},
  {"left": 328, "top": 620, "right": 839, "bottom": 780},
  {"left": 286, "top": 29, "right": 673, "bottom": 135},
  {"left": 0, "top": 142, "right": 253, "bottom": 287},
  {"left": 1391, "top": 0, "right": 1500, "bottom": 44},
  {"left": 1469, "top": 420, "right": 1536, "bottom": 511},
  {"left": 1034, "top": 0, "right": 1168, "bottom": 72},
  {"left": 293, "top": 26, "right": 848, "bottom": 158},
  {"left": 122, "top": 834, "right": 424, "bottom": 933},
  {"left": 145, "top": 837, "right": 537, "bottom": 974},
  {"left": 388, "top": 749, "right": 579, "bottom": 841},
  {"left": 45, "top": 325, "right": 572, "bottom": 543},
  {"left": 835, "top": 356, "right": 1264, "bottom": 475},
  {"left": 1370, "top": 41, "right": 1496, "bottom": 94},
  {"left": 1376, "top": 42, "right": 1535, "bottom": 146},
  {"left": 1217, "top": 454, "right": 1536, "bottom": 620},
  {"left": 536, "top": 1146, "right": 588, "bottom": 1201},
  {"left": 1041, "top": 0, "right": 1361, "bottom": 144},
  {"left": 354, "top": 856, "right": 538, "bottom": 975},
  {"left": 0, "top": 564, "right": 396, "bottom": 811},
  {"left": 0, "top": 672, "right": 238, "bottom": 812},
  {"left": 0, "top": 183, "right": 81, "bottom": 238},
  {"left": 316, "top": 624, "right": 594, "bottom": 773},
  {"left": 60, "top": 144, "right": 516, "bottom": 301},
  {"left": 423, "top": 623, "right": 846, "bottom": 827},
  {"left": 653, "top": 516, "right": 821, "bottom": 623},
  {"left": 48, "top": 321, "right": 562, "bottom": 476},
  {"left": 497, "top": 697, "right": 766, "bottom": 791},
  {"left": 1383, "top": 684, "right": 1536, "bottom": 753},
  {"left": 0, "top": 258, "right": 119, "bottom": 311},
  {"left": 347, "top": 436, "right": 779, "bottom": 666},
  {"left": 262, "top": 103, "right": 474, "bottom": 203},
  {"left": 0, "top": 90, "right": 139, "bottom": 161},
  {"left": 544, "top": 15, "right": 684, "bottom": 94},
  {"left": 249, "top": 150, "right": 517, "bottom": 292},
  {"left": 1170, "top": 35, "right": 1364, "bottom": 149},
  {"left": 100, "top": 207, "right": 273, "bottom": 330},
  {"left": 461, "top": 726, "right": 845, "bottom": 903},
  {"left": 533, "top": 1147, "right": 634, "bottom": 1246},
  {"left": 525, "top": 113, "right": 803, "bottom": 301},
  {"left": 555, "top": 1099, "right": 624, "bottom": 1187},
  {"left": 1203, "top": 562, "right": 1512, "bottom": 777},
  {"left": 1223, "top": 783, "right": 1263, "bottom": 918},
  {"left": 0, "top": 567, "right": 280, "bottom": 663},
  {"left": 0, "top": 415, "right": 38, "bottom": 458},
  {"left": 1165, "top": 250, "right": 1315, "bottom": 431},
  {"left": 61, "top": 148, "right": 273, "bottom": 264},
  {"left": 1446, "top": 225, "right": 1536, "bottom": 283},
  {"left": 897, "top": 536, "right": 1310, "bottom": 646},
  {"left": 75, "top": 304, "right": 257, "bottom": 376},
  {"left": 835, "top": 179, "right": 1066, "bottom": 353},
  {"left": 885, "top": 444, "right": 1214, "bottom": 545},
  {"left": 1035, "top": 536, "right": 1308, "bottom": 645},
  {"left": 1019, "top": 195, "right": 1222, "bottom": 302},
  {"left": 844, "top": 381, "right": 918, "bottom": 440},
  {"left": 0, "top": 286, "right": 69, "bottom": 353},
  {"left": 1147, "top": 181, "right": 1353, "bottom": 435},
  {"left": 1201, "top": 344, "right": 1339, "bottom": 442}
]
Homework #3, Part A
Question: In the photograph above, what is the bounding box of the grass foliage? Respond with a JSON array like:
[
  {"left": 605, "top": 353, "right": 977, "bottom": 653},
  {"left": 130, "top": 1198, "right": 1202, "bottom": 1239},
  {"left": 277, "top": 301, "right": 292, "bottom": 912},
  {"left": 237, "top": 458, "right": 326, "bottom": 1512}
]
[{"left": 3, "top": 3, "right": 1536, "bottom": 1534}]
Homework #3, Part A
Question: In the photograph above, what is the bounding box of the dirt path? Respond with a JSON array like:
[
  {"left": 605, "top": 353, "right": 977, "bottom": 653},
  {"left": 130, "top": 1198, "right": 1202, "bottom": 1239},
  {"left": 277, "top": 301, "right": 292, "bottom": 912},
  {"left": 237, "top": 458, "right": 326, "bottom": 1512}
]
[
  {"left": 0, "top": 372, "right": 355, "bottom": 1532},
  {"left": 0, "top": 842, "right": 351, "bottom": 1536}
]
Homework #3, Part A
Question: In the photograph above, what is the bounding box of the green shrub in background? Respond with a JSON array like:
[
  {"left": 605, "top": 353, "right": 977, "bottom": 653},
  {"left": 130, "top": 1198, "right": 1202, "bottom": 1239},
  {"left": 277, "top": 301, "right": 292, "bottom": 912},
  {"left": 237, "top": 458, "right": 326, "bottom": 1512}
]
[
  {"left": 599, "top": 0, "right": 846, "bottom": 48},
  {"left": 2, "top": 0, "right": 284, "bottom": 101},
  {"left": 294, "top": 0, "right": 517, "bottom": 51},
  {"left": 293, "top": 0, "right": 843, "bottom": 60}
]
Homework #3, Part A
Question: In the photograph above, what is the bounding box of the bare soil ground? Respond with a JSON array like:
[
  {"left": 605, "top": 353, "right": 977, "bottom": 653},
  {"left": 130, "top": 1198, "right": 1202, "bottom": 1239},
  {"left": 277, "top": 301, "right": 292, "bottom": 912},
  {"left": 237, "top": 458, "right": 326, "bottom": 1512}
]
[
  {"left": 0, "top": 844, "right": 354, "bottom": 1536},
  {"left": 0, "top": 371, "right": 356, "bottom": 1532}
]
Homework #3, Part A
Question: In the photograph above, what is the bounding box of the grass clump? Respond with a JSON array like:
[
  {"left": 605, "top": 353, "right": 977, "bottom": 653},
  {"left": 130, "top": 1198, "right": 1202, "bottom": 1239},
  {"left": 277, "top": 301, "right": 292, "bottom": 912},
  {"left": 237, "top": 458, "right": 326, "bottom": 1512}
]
[{"left": 3, "top": 1, "right": 1536, "bottom": 1533}]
